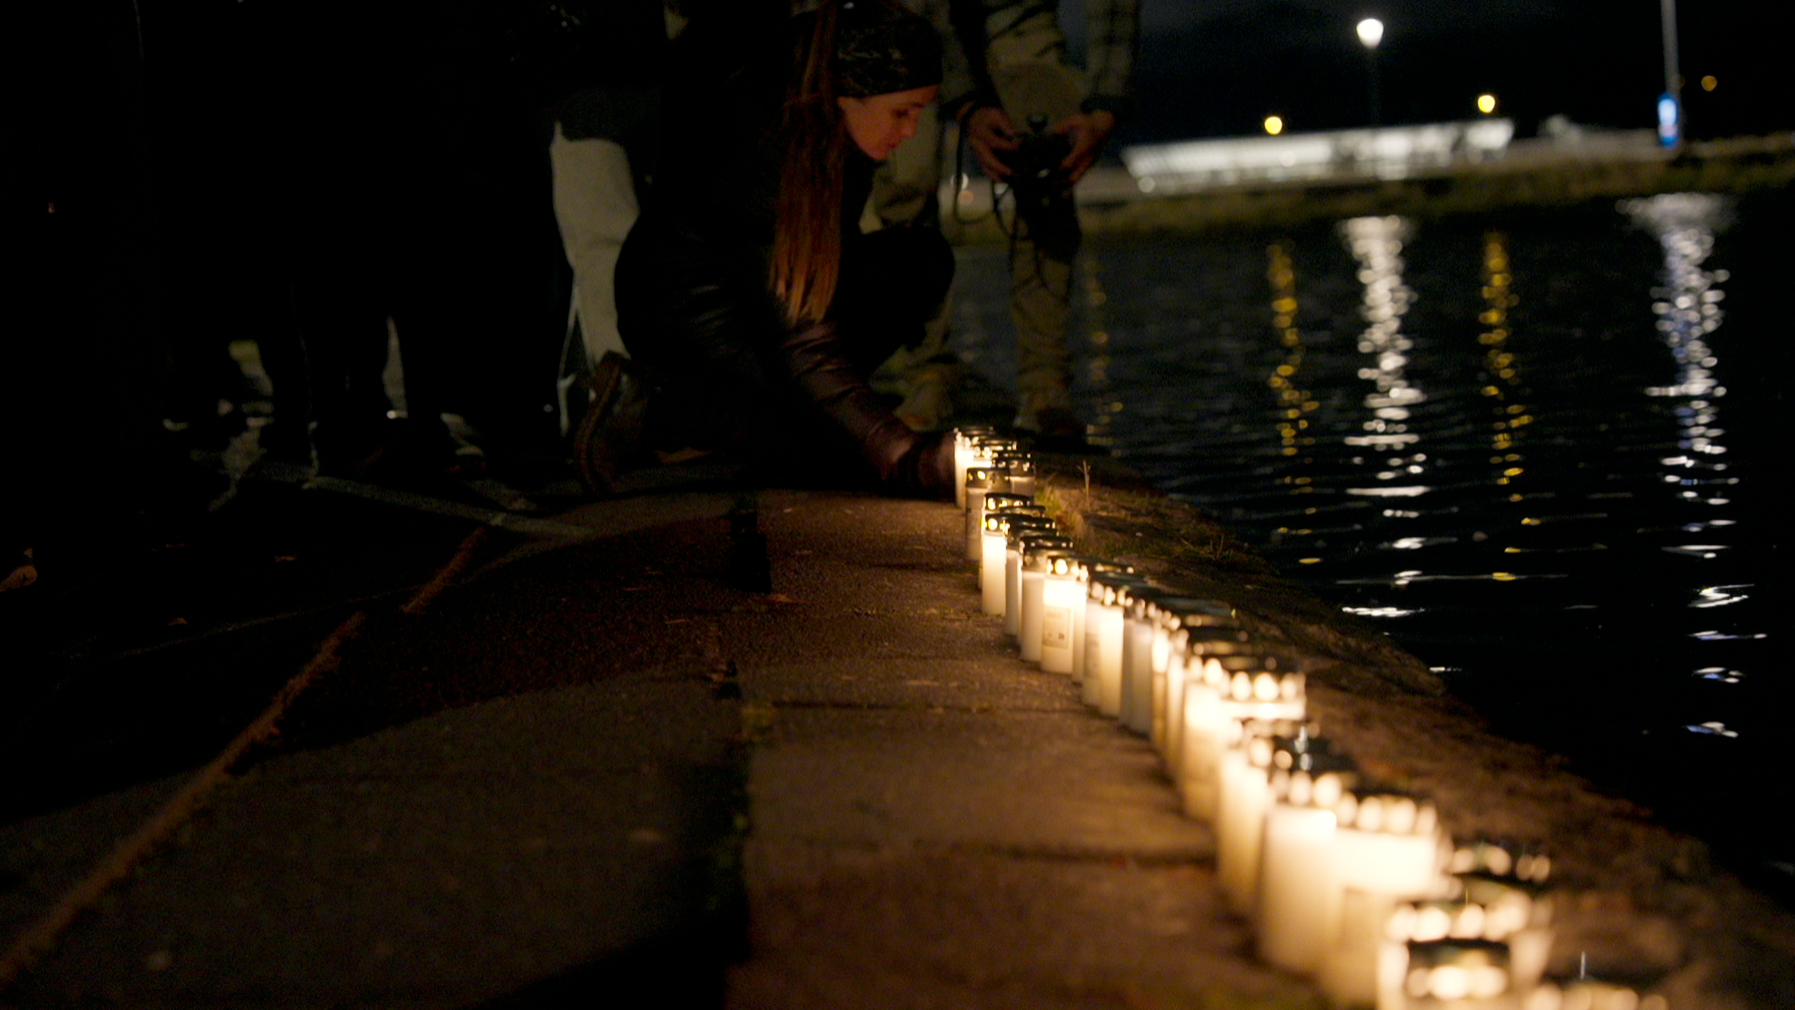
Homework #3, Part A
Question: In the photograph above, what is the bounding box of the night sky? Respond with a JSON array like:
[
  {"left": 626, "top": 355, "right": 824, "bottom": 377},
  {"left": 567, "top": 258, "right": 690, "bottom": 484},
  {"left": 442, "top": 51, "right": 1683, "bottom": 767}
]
[{"left": 1062, "top": 0, "right": 1781, "bottom": 144}]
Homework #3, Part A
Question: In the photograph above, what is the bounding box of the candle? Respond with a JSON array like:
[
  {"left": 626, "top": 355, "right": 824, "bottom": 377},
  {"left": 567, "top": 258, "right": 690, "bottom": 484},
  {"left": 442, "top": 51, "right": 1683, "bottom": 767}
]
[
  {"left": 973, "top": 491, "right": 1034, "bottom": 565},
  {"left": 1522, "top": 980, "right": 1665, "bottom": 1010},
  {"left": 1039, "top": 554, "right": 1087, "bottom": 674},
  {"left": 980, "top": 507, "right": 1045, "bottom": 615},
  {"left": 1085, "top": 572, "right": 1151, "bottom": 715},
  {"left": 1319, "top": 788, "right": 1449, "bottom": 1008},
  {"left": 1214, "top": 719, "right": 1318, "bottom": 916},
  {"left": 1179, "top": 661, "right": 1307, "bottom": 822},
  {"left": 1004, "top": 520, "right": 1062, "bottom": 636},
  {"left": 1119, "top": 585, "right": 1162, "bottom": 735},
  {"left": 1382, "top": 940, "right": 1518, "bottom": 1010},
  {"left": 992, "top": 449, "right": 1037, "bottom": 499},
  {"left": 1160, "top": 621, "right": 1253, "bottom": 767},
  {"left": 963, "top": 466, "right": 999, "bottom": 561},
  {"left": 1018, "top": 540, "right": 1075, "bottom": 662},
  {"left": 1257, "top": 762, "right": 1357, "bottom": 974},
  {"left": 951, "top": 428, "right": 999, "bottom": 509},
  {"left": 1073, "top": 561, "right": 1134, "bottom": 687}
]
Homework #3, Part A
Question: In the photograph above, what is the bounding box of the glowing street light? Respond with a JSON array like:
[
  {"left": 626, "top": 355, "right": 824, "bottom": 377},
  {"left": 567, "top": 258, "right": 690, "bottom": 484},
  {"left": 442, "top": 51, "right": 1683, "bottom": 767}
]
[
  {"left": 1477, "top": 93, "right": 1497, "bottom": 115},
  {"left": 1356, "top": 17, "right": 1384, "bottom": 49},
  {"left": 1264, "top": 115, "right": 1285, "bottom": 135}
]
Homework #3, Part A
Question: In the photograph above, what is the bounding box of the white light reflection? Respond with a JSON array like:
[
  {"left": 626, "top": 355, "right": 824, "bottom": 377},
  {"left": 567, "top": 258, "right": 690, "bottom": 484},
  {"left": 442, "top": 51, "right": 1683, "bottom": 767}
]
[
  {"left": 1691, "top": 585, "right": 1750, "bottom": 607},
  {"left": 1340, "top": 216, "right": 1430, "bottom": 497},
  {"left": 1685, "top": 721, "right": 1739, "bottom": 738},
  {"left": 1694, "top": 666, "right": 1744, "bottom": 683},
  {"left": 1343, "top": 606, "right": 1420, "bottom": 617}
]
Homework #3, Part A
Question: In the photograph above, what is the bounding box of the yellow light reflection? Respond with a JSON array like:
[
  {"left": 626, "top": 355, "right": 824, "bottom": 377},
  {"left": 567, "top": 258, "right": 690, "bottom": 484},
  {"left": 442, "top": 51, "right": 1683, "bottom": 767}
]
[
  {"left": 1700, "top": 75, "right": 1717, "bottom": 92},
  {"left": 1082, "top": 253, "right": 1116, "bottom": 446},
  {"left": 1266, "top": 241, "right": 1317, "bottom": 495}
]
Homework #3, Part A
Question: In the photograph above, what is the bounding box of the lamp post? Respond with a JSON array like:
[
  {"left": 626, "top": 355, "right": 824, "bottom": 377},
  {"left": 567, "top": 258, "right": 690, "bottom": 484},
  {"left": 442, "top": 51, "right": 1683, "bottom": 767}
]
[{"left": 1356, "top": 17, "right": 1384, "bottom": 129}]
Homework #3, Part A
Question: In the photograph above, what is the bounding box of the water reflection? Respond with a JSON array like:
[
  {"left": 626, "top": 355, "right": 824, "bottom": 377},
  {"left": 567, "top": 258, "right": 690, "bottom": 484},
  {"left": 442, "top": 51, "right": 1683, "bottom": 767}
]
[
  {"left": 1082, "top": 251, "right": 1118, "bottom": 447},
  {"left": 1477, "top": 231, "right": 1531, "bottom": 498},
  {"left": 1620, "top": 193, "right": 1757, "bottom": 695},
  {"left": 1265, "top": 242, "right": 1317, "bottom": 475},
  {"left": 1339, "top": 216, "right": 1429, "bottom": 498}
]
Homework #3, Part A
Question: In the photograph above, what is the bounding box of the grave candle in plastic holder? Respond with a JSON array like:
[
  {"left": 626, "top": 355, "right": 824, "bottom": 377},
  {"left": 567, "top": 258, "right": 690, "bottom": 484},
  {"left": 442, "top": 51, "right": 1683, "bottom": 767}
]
[
  {"left": 981, "top": 508, "right": 1044, "bottom": 615},
  {"left": 952, "top": 427, "right": 1000, "bottom": 508},
  {"left": 1318, "top": 788, "right": 1448, "bottom": 1008},
  {"left": 973, "top": 492, "right": 1034, "bottom": 564},
  {"left": 1166, "top": 634, "right": 1268, "bottom": 776},
  {"left": 1522, "top": 979, "right": 1665, "bottom": 1010},
  {"left": 1085, "top": 572, "right": 1151, "bottom": 715},
  {"left": 1214, "top": 719, "right": 1319, "bottom": 915},
  {"left": 1005, "top": 522, "right": 1063, "bottom": 636},
  {"left": 1256, "top": 760, "right": 1358, "bottom": 974},
  {"left": 1072, "top": 561, "right": 1133, "bottom": 686},
  {"left": 1119, "top": 586, "right": 1163, "bottom": 735},
  {"left": 1019, "top": 540, "right": 1075, "bottom": 662},
  {"left": 1159, "top": 621, "right": 1252, "bottom": 763},
  {"left": 963, "top": 466, "right": 998, "bottom": 560},
  {"left": 1039, "top": 554, "right": 1087, "bottom": 674},
  {"left": 1454, "top": 873, "right": 1554, "bottom": 991},
  {"left": 1180, "top": 661, "right": 1307, "bottom": 822},
  {"left": 992, "top": 450, "right": 1037, "bottom": 499},
  {"left": 1381, "top": 940, "right": 1518, "bottom": 1010}
]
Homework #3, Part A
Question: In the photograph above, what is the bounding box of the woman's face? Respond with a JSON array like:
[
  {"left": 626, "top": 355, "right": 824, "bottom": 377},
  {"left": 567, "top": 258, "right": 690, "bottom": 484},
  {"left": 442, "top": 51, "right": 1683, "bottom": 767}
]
[{"left": 835, "top": 86, "right": 938, "bottom": 161}]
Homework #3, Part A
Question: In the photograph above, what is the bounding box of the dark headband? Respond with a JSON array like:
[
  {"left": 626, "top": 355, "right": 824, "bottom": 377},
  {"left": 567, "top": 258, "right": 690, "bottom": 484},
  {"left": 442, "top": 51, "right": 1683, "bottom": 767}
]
[{"left": 835, "top": 2, "right": 942, "bottom": 98}]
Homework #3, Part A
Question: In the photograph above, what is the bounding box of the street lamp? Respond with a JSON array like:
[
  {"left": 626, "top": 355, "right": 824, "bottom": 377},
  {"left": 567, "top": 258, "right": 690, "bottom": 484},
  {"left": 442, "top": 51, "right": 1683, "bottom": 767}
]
[
  {"left": 1477, "top": 93, "right": 1497, "bottom": 115},
  {"left": 1356, "top": 18, "right": 1384, "bottom": 129}
]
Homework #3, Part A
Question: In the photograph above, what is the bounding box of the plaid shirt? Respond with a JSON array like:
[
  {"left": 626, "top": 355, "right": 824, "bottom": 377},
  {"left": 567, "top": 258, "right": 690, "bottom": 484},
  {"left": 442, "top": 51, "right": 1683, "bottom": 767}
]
[{"left": 928, "top": 0, "right": 1139, "bottom": 118}]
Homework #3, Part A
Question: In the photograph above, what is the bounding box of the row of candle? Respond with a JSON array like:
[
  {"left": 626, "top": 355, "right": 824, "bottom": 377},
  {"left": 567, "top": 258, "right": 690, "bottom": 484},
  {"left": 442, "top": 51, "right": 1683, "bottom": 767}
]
[{"left": 947, "top": 428, "right": 1667, "bottom": 1010}]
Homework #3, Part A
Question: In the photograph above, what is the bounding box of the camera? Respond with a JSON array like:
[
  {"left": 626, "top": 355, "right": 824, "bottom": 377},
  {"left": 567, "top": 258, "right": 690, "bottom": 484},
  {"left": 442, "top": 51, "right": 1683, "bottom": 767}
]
[{"left": 1003, "top": 113, "right": 1073, "bottom": 215}]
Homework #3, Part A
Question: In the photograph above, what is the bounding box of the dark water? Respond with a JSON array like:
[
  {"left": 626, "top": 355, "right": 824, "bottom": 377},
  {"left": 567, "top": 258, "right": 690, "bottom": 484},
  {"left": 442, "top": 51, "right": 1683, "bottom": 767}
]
[{"left": 954, "top": 189, "right": 1794, "bottom": 889}]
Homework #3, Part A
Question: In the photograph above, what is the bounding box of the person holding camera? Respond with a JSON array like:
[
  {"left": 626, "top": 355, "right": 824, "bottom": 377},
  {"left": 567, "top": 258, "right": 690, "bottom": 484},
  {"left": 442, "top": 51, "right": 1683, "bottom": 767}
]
[
  {"left": 876, "top": 0, "right": 1137, "bottom": 442},
  {"left": 601, "top": 0, "right": 957, "bottom": 498}
]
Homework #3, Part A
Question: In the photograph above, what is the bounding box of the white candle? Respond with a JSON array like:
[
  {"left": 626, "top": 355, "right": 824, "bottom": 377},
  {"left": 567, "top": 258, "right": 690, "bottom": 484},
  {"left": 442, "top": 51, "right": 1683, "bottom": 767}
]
[
  {"left": 1319, "top": 792, "right": 1448, "bottom": 1008},
  {"left": 993, "top": 450, "right": 1036, "bottom": 499},
  {"left": 1179, "top": 666, "right": 1307, "bottom": 822},
  {"left": 952, "top": 430, "right": 998, "bottom": 509},
  {"left": 1119, "top": 586, "right": 1158, "bottom": 735},
  {"left": 1003, "top": 519, "right": 1059, "bottom": 637},
  {"left": 1522, "top": 979, "right": 1665, "bottom": 1010},
  {"left": 1149, "top": 598, "right": 1236, "bottom": 756},
  {"left": 1019, "top": 542, "right": 1073, "bottom": 663},
  {"left": 971, "top": 491, "right": 1030, "bottom": 563},
  {"left": 1257, "top": 767, "right": 1354, "bottom": 975},
  {"left": 1039, "top": 555, "right": 1084, "bottom": 674},
  {"left": 1214, "top": 718, "right": 1314, "bottom": 914},
  {"left": 1085, "top": 573, "right": 1146, "bottom": 716},
  {"left": 1073, "top": 561, "right": 1133, "bottom": 689},
  {"left": 1383, "top": 940, "right": 1519, "bottom": 1010},
  {"left": 1162, "top": 623, "right": 1255, "bottom": 769},
  {"left": 963, "top": 466, "right": 997, "bottom": 561}
]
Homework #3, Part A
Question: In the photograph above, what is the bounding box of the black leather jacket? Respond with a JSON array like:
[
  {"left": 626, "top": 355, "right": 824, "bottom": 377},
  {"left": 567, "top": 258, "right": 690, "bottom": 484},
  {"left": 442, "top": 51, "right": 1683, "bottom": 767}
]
[{"left": 615, "top": 11, "right": 954, "bottom": 498}]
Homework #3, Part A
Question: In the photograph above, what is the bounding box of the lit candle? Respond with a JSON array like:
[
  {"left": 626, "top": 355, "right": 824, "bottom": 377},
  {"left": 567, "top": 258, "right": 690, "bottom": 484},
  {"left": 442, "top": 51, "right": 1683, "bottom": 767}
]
[
  {"left": 981, "top": 507, "right": 1044, "bottom": 615},
  {"left": 973, "top": 491, "right": 1033, "bottom": 565},
  {"left": 1158, "top": 620, "right": 1252, "bottom": 766},
  {"left": 1119, "top": 585, "right": 1162, "bottom": 735},
  {"left": 1073, "top": 560, "right": 1133, "bottom": 688},
  {"left": 1214, "top": 719, "right": 1318, "bottom": 916},
  {"left": 1004, "top": 519, "right": 1062, "bottom": 636},
  {"left": 1039, "top": 554, "right": 1087, "bottom": 675},
  {"left": 1453, "top": 869, "right": 1554, "bottom": 991},
  {"left": 1085, "top": 572, "right": 1151, "bottom": 715},
  {"left": 1018, "top": 539, "right": 1075, "bottom": 662},
  {"left": 952, "top": 428, "right": 1001, "bottom": 509},
  {"left": 963, "top": 466, "right": 999, "bottom": 561},
  {"left": 1381, "top": 940, "right": 1519, "bottom": 1010},
  {"left": 1179, "top": 660, "right": 1307, "bottom": 822},
  {"left": 1257, "top": 762, "right": 1357, "bottom": 974},
  {"left": 992, "top": 449, "right": 1037, "bottom": 499},
  {"left": 1318, "top": 788, "right": 1449, "bottom": 1008},
  {"left": 1522, "top": 979, "right": 1665, "bottom": 1010}
]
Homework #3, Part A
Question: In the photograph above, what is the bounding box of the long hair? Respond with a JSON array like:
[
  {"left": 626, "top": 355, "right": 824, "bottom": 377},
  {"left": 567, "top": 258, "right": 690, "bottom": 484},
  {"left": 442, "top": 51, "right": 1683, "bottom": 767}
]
[{"left": 769, "top": 2, "right": 849, "bottom": 327}]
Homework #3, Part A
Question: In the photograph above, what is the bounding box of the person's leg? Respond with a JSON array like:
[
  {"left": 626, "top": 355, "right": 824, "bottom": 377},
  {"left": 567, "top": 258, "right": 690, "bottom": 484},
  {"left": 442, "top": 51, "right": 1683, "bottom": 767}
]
[
  {"left": 550, "top": 121, "right": 639, "bottom": 363},
  {"left": 1008, "top": 198, "right": 1081, "bottom": 436}
]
